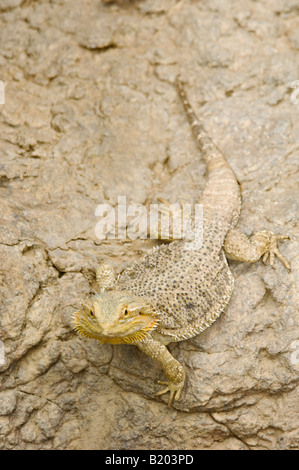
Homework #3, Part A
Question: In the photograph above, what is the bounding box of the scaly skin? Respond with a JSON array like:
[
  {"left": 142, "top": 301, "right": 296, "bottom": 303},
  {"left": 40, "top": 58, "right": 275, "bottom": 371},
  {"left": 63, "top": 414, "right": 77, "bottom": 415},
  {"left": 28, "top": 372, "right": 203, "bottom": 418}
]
[{"left": 73, "top": 80, "right": 290, "bottom": 406}]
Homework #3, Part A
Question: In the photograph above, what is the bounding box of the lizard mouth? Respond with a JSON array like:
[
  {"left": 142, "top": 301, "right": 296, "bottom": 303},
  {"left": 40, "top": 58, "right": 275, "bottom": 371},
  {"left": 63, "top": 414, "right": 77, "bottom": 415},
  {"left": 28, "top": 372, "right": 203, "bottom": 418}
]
[
  {"left": 72, "top": 309, "right": 159, "bottom": 345},
  {"left": 101, "top": 315, "right": 159, "bottom": 344}
]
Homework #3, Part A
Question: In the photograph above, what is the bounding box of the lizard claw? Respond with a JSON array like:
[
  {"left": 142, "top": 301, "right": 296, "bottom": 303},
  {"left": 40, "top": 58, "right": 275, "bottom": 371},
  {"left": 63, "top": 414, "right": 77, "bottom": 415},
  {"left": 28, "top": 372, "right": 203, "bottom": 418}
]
[
  {"left": 156, "top": 380, "right": 184, "bottom": 407},
  {"left": 262, "top": 233, "right": 291, "bottom": 271}
]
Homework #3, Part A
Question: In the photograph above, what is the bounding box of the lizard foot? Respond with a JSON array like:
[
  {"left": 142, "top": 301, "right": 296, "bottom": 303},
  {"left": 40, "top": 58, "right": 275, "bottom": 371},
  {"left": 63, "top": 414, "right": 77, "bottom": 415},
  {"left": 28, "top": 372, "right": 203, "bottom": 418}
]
[
  {"left": 261, "top": 232, "right": 291, "bottom": 271},
  {"left": 156, "top": 380, "right": 184, "bottom": 407}
]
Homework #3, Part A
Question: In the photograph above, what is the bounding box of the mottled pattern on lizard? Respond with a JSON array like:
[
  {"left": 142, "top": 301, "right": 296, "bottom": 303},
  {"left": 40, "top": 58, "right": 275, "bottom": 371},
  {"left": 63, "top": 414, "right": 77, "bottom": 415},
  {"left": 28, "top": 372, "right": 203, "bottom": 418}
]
[{"left": 73, "top": 79, "right": 290, "bottom": 406}]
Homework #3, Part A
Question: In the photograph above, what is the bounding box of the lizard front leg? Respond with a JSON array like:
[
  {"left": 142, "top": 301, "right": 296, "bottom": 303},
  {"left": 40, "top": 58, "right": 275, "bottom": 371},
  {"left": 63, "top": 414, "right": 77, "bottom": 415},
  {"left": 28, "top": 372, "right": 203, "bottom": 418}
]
[
  {"left": 224, "top": 228, "right": 290, "bottom": 271},
  {"left": 96, "top": 264, "right": 117, "bottom": 291},
  {"left": 136, "top": 336, "right": 185, "bottom": 407}
]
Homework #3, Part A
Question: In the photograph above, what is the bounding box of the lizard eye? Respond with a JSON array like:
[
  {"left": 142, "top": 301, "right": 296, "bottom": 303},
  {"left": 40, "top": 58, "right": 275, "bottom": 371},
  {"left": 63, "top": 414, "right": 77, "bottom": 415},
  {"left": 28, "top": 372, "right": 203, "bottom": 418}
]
[
  {"left": 124, "top": 308, "right": 128, "bottom": 316},
  {"left": 89, "top": 309, "right": 95, "bottom": 318}
]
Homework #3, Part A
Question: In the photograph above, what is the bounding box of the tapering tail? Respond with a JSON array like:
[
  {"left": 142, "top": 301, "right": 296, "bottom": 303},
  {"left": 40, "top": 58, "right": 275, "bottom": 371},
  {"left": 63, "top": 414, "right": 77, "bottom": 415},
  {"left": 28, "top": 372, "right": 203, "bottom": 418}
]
[
  {"left": 176, "top": 78, "right": 241, "bottom": 247},
  {"left": 176, "top": 78, "right": 230, "bottom": 173}
]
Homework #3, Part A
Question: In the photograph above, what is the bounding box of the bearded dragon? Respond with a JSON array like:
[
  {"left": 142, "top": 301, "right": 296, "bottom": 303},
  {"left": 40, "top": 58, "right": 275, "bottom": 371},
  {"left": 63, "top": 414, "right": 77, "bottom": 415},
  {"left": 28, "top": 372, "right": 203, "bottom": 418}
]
[{"left": 73, "top": 80, "right": 290, "bottom": 406}]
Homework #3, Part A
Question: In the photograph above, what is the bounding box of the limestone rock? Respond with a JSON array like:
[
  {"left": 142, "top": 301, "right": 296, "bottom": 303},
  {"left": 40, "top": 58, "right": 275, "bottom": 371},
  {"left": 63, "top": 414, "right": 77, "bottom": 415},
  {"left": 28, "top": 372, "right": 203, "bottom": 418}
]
[{"left": 0, "top": 0, "right": 298, "bottom": 450}]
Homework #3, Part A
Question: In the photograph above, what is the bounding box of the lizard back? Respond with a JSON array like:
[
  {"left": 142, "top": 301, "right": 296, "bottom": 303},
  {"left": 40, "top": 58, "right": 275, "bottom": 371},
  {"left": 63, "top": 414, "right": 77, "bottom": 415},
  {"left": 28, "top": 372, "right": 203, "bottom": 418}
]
[{"left": 115, "top": 241, "right": 234, "bottom": 342}]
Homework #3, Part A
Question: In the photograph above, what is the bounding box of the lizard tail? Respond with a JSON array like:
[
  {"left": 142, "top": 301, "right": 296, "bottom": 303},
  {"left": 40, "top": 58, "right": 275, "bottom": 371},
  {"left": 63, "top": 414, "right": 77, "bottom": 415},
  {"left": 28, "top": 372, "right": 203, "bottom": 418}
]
[
  {"left": 176, "top": 78, "right": 229, "bottom": 173},
  {"left": 176, "top": 78, "right": 241, "bottom": 245}
]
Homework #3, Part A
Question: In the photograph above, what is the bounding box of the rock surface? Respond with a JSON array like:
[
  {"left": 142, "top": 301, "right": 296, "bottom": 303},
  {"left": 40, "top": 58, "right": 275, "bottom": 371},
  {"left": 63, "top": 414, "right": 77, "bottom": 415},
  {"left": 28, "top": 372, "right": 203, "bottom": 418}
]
[{"left": 0, "top": 0, "right": 298, "bottom": 450}]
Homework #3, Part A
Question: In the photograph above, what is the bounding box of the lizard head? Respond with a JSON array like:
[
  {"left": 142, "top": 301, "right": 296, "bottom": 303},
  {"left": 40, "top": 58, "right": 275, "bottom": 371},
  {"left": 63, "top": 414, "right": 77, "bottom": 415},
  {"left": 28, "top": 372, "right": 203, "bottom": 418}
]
[{"left": 72, "top": 291, "right": 159, "bottom": 344}]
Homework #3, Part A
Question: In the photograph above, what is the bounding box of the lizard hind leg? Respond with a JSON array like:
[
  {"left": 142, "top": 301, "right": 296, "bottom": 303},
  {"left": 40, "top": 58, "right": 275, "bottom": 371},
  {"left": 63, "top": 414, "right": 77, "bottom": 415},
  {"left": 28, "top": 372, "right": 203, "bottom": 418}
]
[{"left": 224, "top": 228, "right": 291, "bottom": 271}]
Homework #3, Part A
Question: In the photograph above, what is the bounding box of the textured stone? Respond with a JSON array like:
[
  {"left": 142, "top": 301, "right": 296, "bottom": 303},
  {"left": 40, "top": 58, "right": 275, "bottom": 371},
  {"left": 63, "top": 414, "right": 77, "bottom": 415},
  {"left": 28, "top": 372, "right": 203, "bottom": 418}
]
[
  {"left": 0, "top": 390, "right": 17, "bottom": 416},
  {"left": 0, "top": 0, "right": 23, "bottom": 12},
  {"left": 0, "top": 0, "right": 298, "bottom": 450}
]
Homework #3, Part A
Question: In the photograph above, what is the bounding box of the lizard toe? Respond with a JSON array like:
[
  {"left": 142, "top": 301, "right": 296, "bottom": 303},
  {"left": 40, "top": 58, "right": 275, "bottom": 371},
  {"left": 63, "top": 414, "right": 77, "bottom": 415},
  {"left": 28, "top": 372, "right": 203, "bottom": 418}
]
[
  {"left": 156, "top": 380, "right": 184, "bottom": 407},
  {"left": 262, "top": 233, "right": 291, "bottom": 271}
]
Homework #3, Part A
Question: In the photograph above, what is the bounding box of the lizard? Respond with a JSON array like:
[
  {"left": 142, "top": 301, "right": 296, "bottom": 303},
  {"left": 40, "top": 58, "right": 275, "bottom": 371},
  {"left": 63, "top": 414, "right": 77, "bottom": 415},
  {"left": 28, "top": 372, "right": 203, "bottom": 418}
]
[{"left": 73, "top": 79, "right": 290, "bottom": 406}]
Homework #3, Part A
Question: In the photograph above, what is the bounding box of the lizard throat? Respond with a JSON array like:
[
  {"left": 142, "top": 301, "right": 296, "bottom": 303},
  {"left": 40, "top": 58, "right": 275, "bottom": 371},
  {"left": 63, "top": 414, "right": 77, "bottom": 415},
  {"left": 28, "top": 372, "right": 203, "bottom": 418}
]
[{"left": 72, "top": 313, "right": 159, "bottom": 345}]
